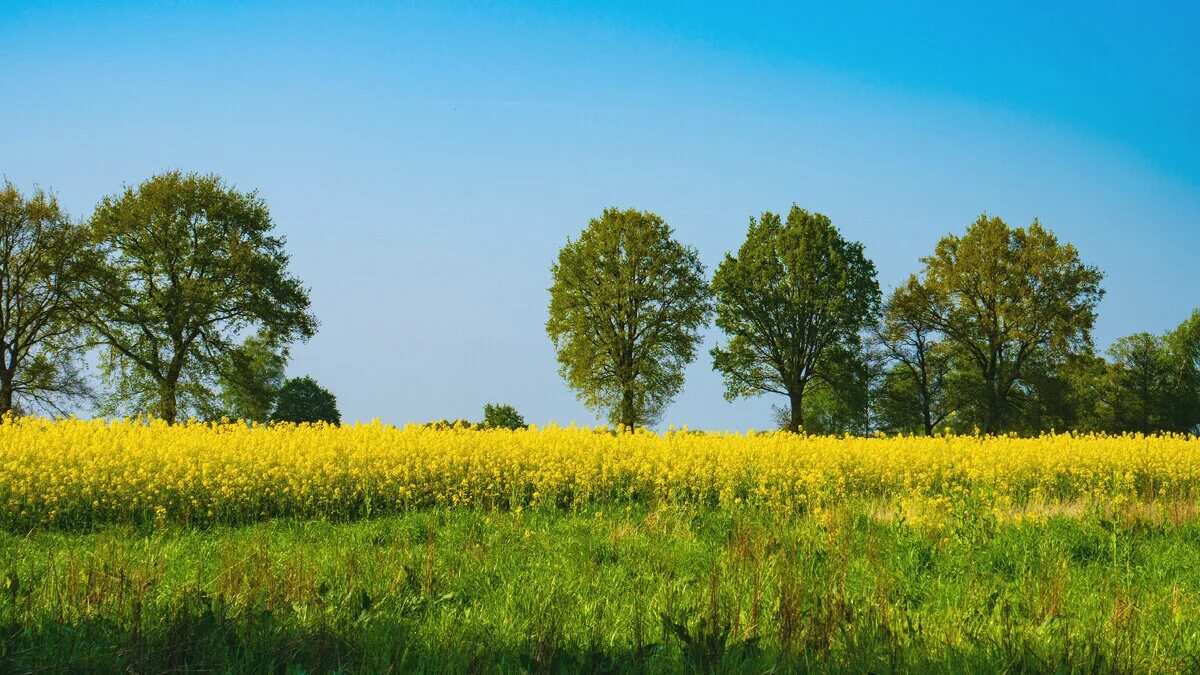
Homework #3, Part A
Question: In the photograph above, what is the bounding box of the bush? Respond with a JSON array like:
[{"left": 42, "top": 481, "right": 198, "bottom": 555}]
[{"left": 423, "top": 419, "right": 477, "bottom": 430}]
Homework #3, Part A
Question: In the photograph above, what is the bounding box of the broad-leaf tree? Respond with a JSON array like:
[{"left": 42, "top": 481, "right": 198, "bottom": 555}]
[
  {"left": 917, "top": 215, "right": 1103, "bottom": 433},
  {"left": 482, "top": 402, "right": 526, "bottom": 430},
  {"left": 0, "top": 181, "right": 92, "bottom": 414},
  {"left": 547, "top": 207, "right": 710, "bottom": 430},
  {"left": 711, "top": 206, "right": 880, "bottom": 432},
  {"left": 82, "top": 172, "right": 317, "bottom": 423}
]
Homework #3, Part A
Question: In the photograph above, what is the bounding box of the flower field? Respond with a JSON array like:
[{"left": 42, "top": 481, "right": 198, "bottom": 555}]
[
  {"left": 2, "top": 417, "right": 1198, "bottom": 530},
  {"left": 5, "top": 418, "right": 1200, "bottom": 671}
]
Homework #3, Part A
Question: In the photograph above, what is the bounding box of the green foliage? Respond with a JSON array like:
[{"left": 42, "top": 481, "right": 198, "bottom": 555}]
[
  {"left": 794, "top": 343, "right": 875, "bottom": 435},
  {"left": 1010, "top": 352, "right": 1108, "bottom": 434},
  {"left": 1164, "top": 310, "right": 1200, "bottom": 432},
  {"left": 481, "top": 402, "right": 525, "bottom": 430},
  {"left": 871, "top": 277, "right": 952, "bottom": 435},
  {"left": 547, "top": 207, "right": 711, "bottom": 429},
  {"left": 712, "top": 206, "right": 880, "bottom": 432},
  {"left": 873, "top": 364, "right": 931, "bottom": 434},
  {"left": 216, "top": 333, "right": 288, "bottom": 423},
  {"left": 1056, "top": 352, "right": 1117, "bottom": 433},
  {"left": 916, "top": 215, "right": 1104, "bottom": 433},
  {"left": 271, "top": 376, "right": 340, "bottom": 424},
  {"left": 81, "top": 172, "right": 317, "bottom": 423},
  {"left": 1107, "top": 333, "right": 1174, "bottom": 433},
  {"left": 0, "top": 181, "right": 92, "bottom": 415},
  {"left": 423, "top": 419, "right": 477, "bottom": 429},
  {"left": 1088, "top": 311, "right": 1200, "bottom": 434},
  {"left": 1, "top": 507, "right": 1199, "bottom": 671},
  {"left": 95, "top": 348, "right": 219, "bottom": 421}
]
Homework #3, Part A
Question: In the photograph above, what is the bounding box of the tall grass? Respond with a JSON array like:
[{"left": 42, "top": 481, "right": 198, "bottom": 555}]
[{"left": 1, "top": 504, "right": 1198, "bottom": 672}]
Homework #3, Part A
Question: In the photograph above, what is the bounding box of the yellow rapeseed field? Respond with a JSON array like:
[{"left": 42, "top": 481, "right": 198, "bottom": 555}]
[{"left": 0, "top": 417, "right": 1197, "bottom": 529}]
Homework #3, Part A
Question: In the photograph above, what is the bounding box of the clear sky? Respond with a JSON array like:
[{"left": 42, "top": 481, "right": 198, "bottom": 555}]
[{"left": 2, "top": 2, "right": 1198, "bottom": 429}]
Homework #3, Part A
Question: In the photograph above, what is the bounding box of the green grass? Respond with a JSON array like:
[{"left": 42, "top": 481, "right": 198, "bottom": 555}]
[{"left": 1, "top": 505, "right": 1199, "bottom": 672}]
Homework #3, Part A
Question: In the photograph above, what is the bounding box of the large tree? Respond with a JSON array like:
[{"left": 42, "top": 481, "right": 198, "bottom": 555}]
[
  {"left": 81, "top": 172, "right": 317, "bottom": 423},
  {"left": 711, "top": 206, "right": 880, "bottom": 432},
  {"left": 0, "top": 181, "right": 92, "bottom": 415},
  {"left": 547, "top": 207, "right": 710, "bottom": 430},
  {"left": 917, "top": 215, "right": 1104, "bottom": 433}
]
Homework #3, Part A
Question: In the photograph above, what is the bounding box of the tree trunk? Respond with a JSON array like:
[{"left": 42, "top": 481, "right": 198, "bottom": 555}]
[
  {"left": 0, "top": 379, "right": 12, "bottom": 417},
  {"left": 919, "top": 364, "right": 935, "bottom": 436},
  {"left": 984, "top": 376, "right": 1001, "bottom": 435},
  {"left": 619, "top": 386, "right": 636, "bottom": 433},
  {"left": 158, "top": 381, "right": 178, "bottom": 424},
  {"left": 787, "top": 388, "right": 804, "bottom": 433}
]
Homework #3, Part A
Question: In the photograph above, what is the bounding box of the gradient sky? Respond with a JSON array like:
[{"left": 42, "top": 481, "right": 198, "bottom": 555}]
[{"left": 2, "top": 1, "right": 1198, "bottom": 429}]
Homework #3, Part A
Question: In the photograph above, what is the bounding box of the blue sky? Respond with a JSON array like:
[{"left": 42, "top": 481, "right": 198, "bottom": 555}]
[{"left": 2, "top": 2, "right": 1198, "bottom": 428}]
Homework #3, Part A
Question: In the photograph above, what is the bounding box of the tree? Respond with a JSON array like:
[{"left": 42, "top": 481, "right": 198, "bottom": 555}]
[
  {"left": 272, "top": 376, "right": 340, "bottom": 424},
  {"left": 874, "top": 364, "right": 933, "bottom": 434},
  {"left": 1164, "top": 310, "right": 1200, "bottom": 433},
  {"left": 482, "top": 402, "right": 526, "bottom": 430},
  {"left": 547, "top": 207, "right": 710, "bottom": 430},
  {"left": 216, "top": 332, "right": 288, "bottom": 422},
  {"left": 917, "top": 215, "right": 1103, "bottom": 433},
  {"left": 871, "top": 277, "right": 952, "bottom": 436},
  {"left": 1095, "top": 311, "right": 1200, "bottom": 435},
  {"left": 711, "top": 206, "right": 880, "bottom": 432},
  {"left": 1106, "top": 333, "right": 1172, "bottom": 434},
  {"left": 0, "top": 180, "right": 92, "bottom": 415},
  {"left": 80, "top": 172, "right": 317, "bottom": 423}
]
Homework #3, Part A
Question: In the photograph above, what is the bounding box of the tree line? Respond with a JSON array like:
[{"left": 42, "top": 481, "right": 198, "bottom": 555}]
[
  {"left": 6, "top": 171, "right": 1192, "bottom": 435},
  {"left": 0, "top": 172, "right": 339, "bottom": 424},
  {"left": 548, "top": 206, "right": 1200, "bottom": 435}
]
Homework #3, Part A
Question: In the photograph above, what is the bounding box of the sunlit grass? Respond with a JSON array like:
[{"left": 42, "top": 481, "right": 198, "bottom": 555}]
[{"left": 2, "top": 506, "right": 1199, "bottom": 672}]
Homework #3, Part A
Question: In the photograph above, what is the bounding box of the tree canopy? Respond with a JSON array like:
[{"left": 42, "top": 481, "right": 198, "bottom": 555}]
[
  {"left": 216, "top": 332, "right": 289, "bottom": 423},
  {"left": 547, "top": 207, "right": 710, "bottom": 429},
  {"left": 711, "top": 206, "right": 879, "bottom": 432},
  {"left": 482, "top": 403, "right": 526, "bottom": 430},
  {"left": 81, "top": 172, "right": 317, "bottom": 423},
  {"left": 915, "top": 215, "right": 1104, "bottom": 433},
  {"left": 272, "top": 376, "right": 340, "bottom": 425}
]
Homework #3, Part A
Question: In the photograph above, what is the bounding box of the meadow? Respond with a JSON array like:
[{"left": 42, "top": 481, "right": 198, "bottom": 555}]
[{"left": 2, "top": 419, "right": 1200, "bottom": 671}]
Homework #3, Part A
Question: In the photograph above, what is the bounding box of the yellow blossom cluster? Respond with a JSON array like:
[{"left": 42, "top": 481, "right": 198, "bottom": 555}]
[{"left": 0, "top": 417, "right": 1197, "bottom": 529}]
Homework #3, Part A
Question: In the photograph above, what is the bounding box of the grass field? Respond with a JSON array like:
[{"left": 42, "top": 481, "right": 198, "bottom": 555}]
[
  {"left": 4, "top": 507, "right": 1200, "bottom": 672},
  {"left": 2, "top": 420, "right": 1200, "bottom": 671}
]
